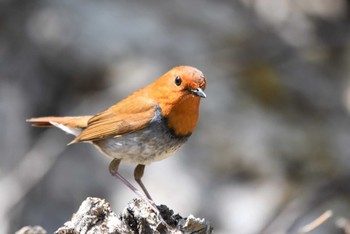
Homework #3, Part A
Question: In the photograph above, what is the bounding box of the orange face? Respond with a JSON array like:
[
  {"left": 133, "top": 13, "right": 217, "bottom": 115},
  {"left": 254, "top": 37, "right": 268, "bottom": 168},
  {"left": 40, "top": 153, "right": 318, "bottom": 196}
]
[
  {"left": 168, "top": 65, "right": 206, "bottom": 99},
  {"left": 150, "top": 66, "right": 206, "bottom": 105},
  {"left": 149, "top": 66, "right": 207, "bottom": 136}
]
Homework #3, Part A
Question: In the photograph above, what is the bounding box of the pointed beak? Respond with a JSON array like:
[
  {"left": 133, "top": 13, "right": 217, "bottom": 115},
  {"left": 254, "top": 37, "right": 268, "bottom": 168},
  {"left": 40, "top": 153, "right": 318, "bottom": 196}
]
[{"left": 191, "top": 87, "right": 207, "bottom": 98}]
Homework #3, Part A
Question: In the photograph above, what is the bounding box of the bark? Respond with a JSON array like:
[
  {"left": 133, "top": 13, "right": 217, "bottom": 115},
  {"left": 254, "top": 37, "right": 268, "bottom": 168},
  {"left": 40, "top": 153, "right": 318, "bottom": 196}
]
[{"left": 23, "top": 197, "right": 213, "bottom": 234}]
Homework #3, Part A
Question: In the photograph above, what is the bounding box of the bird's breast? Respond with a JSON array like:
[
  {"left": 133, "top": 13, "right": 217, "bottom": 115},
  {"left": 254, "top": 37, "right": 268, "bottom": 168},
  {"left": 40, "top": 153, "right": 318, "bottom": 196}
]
[
  {"left": 93, "top": 106, "right": 190, "bottom": 165},
  {"left": 161, "top": 96, "right": 201, "bottom": 136}
]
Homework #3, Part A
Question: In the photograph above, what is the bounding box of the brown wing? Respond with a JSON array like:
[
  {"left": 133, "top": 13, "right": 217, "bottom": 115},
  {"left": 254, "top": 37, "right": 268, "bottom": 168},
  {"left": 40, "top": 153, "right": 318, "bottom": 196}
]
[{"left": 70, "top": 95, "right": 157, "bottom": 144}]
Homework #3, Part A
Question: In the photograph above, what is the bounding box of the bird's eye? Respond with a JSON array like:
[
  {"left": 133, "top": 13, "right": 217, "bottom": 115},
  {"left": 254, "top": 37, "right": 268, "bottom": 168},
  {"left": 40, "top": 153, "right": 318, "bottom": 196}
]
[{"left": 175, "top": 76, "right": 182, "bottom": 86}]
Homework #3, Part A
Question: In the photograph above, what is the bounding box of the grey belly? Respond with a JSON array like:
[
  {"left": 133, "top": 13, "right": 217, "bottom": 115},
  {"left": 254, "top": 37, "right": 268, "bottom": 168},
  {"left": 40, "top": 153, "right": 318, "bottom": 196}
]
[{"left": 93, "top": 122, "right": 190, "bottom": 165}]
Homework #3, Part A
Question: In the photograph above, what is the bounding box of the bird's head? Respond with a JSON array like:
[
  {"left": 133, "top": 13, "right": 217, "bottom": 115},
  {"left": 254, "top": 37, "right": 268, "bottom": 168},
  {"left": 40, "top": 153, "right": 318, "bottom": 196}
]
[
  {"left": 171, "top": 66, "right": 207, "bottom": 99},
  {"left": 150, "top": 66, "right": 207, "bottom": 136},
  {"left": 153, "top": 66, "right": 207, "bottom": 102}
]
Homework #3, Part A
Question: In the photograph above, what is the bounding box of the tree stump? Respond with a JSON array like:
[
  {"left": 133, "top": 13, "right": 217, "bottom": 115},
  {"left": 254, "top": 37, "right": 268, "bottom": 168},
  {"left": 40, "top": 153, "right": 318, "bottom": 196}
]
[{"left": 47, "top": 197, "right": 213, "bottom": 234}]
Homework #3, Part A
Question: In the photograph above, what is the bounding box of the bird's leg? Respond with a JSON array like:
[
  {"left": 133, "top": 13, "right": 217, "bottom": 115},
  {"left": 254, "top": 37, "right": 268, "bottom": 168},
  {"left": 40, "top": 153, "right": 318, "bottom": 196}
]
[
  {"left": 134, "top": 164, "right": 153, "bottom": 201},
  {"left": 109, "top": 159, "right": 171, "bottom": 227},
  {"left": 108, "top": 159, "right": 158, "bottom": 211},
  {"left": 134, "top": 164, "right": 172, "bottom": 228}
]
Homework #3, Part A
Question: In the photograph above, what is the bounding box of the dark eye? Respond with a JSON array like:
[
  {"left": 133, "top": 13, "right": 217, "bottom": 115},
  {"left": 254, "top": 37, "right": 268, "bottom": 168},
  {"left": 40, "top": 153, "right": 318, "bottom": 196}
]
[{"left": 175, "top": 76, "right": 182, "bottom": 86}]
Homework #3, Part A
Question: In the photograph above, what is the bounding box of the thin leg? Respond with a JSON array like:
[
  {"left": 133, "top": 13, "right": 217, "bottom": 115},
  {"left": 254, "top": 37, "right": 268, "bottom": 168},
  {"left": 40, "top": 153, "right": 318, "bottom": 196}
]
[
  {"left": 109, "top": 159, "right": 171, "bottom": 229},
  {"left": 108, "top": 159, "right": 158, "bottom": 211},
  {"left": 134, "top": 164, "right": 153, "bottom": 201}
]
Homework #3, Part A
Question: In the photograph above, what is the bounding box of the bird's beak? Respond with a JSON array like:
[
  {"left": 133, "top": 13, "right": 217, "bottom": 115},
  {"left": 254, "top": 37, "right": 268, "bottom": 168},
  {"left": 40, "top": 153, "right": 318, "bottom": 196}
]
[{"left": 191, "top": 87, "right": 207, "bottom": 98}]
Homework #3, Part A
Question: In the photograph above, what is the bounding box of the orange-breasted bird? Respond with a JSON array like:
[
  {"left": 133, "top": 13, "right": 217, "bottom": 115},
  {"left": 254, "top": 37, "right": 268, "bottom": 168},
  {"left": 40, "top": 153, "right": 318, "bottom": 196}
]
[{"left": 27, "top": 65, "right": 206, "bottom": 207}]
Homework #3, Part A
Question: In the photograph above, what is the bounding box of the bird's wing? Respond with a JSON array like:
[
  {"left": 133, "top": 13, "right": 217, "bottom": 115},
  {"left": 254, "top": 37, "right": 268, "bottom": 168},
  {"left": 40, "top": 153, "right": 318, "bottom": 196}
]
[{"left": 70, "top": 96, "right": 157, "bottom": 143}]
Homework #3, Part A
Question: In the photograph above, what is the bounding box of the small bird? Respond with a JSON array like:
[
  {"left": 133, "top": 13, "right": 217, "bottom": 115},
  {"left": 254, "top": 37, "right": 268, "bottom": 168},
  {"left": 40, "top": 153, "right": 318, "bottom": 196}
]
[{"left": 27, "top": 65, "right": 206, "bottom": 206}]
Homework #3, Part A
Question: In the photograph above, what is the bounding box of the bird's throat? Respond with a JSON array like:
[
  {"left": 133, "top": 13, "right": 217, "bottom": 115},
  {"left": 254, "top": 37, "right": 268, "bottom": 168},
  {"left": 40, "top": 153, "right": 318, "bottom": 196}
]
[{"left": 164, "top": 97, "right": 200, "bottom": 137}]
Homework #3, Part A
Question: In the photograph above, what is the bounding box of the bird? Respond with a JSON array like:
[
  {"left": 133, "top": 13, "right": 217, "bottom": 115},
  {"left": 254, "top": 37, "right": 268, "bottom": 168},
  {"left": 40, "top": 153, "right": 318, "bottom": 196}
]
[{"left": 27, "top": 65, "right": 206, "bottom": 208}]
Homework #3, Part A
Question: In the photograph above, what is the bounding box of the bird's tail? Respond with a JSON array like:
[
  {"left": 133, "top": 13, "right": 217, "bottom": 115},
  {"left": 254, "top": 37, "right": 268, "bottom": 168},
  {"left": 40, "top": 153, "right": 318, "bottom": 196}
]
[{"left": 27, "top": 116, "right": 92, "bottom": 136}]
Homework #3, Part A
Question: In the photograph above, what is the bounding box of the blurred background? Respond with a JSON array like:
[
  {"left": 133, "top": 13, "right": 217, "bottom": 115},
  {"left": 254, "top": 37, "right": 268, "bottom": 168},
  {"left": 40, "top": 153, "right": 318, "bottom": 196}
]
[{"left": 2, "top": 0, "right": 350, "bottom": 233}]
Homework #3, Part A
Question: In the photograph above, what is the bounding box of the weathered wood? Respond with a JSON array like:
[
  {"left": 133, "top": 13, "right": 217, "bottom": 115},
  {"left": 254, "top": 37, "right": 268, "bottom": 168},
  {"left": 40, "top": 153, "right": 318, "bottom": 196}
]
[
  {"left": 15, "top": 226, "right": 46, "bottom": 234},
  {"left": 52, "top": 197, "right": 213, "bottom": 234}
]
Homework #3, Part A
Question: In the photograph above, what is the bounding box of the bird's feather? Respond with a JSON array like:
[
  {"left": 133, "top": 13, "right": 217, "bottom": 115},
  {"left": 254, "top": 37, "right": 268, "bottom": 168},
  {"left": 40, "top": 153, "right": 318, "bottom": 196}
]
[
  {"left": 27, "top": 116, "right": 92, "bottom": 128},
  {"left": 70, "top": 95, "right": 157, "bottom": 143}
]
